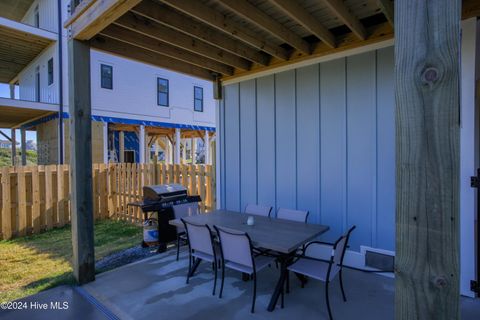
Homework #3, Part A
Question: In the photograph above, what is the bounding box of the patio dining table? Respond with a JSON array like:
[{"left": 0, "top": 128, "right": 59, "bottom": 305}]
[{"left": 169, "top": 209, "right": 329, "bottom": 311}]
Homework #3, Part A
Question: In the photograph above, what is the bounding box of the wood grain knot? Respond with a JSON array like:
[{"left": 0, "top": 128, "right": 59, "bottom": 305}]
[
  {"left": 421, "top": 67, "right": 441, "bottom": 87},
  {"left": 432, "top": 276, "right": 448, "bottom": 289}
]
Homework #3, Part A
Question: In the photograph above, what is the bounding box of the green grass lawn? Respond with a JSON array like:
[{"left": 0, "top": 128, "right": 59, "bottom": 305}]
[{"left": 0, "top": 220, "right": 142, "bottom": 303}]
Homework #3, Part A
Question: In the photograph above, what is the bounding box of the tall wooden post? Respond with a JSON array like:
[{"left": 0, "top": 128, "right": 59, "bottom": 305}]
[
  {"left": 395, "top": 1, "right": 460, "bottom": 319},
  {"left": 11, "top": 129, "right": 16, "bottom": 166},
  {"left": 68, "top": 39, "right": 95, "bottom": 284},
  {"left": 21, "top": 128, "right": 27, "bottom": 166}
]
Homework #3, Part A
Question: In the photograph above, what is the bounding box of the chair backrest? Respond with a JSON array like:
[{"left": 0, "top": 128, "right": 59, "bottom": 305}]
[
  {"left": 276, "top": 208, "right": 309, "bottom": 223},
  {"left": 304, "top": 225, "right": 356, "bottom": 280},
  {"left": 214, "top": 226, "right": 254, "bottom": 268},
  {"left": 181, "top": 219, "right": 214, "bottom": 256},
  {"left": 244, "top": 204, "right": 272, "bottom": 217},
  {"left": 174, "top": 203, "right": 199, "bottom": 219}
]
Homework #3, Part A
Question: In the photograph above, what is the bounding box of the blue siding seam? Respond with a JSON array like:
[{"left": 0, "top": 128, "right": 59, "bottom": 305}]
[
  {"left": 294, "top": 69, "right": 298, "bottom": 210},
  {"left": 373, "top": 50, "right": 379, "bottom": 248},
  {"left": 344, "top": 57, "right": 348, "bottom": 233},
  {"left": 238, "top": 83, "right": 242, "bottom": 212},
  {"left": 255, "top": 79, "right": 259, "bottom": 204},
  {"left": 273, "top": 74, "right": 277, "bottom": 211},
  {"left": 318, "top": 63, "right": 322, "bottom": 225}
]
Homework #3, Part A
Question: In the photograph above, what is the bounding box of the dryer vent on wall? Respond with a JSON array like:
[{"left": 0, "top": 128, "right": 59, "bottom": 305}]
[{"left": 365, "top": 250, "right": 395, "bottom": 272}]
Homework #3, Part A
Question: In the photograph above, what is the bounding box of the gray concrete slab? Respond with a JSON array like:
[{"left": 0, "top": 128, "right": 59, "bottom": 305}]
[
  {"left": 82, "top": 249, "right": 480, "bottom": 320},
  {"left": 0, "top": 285, "right": 114, "bottom": 320}
]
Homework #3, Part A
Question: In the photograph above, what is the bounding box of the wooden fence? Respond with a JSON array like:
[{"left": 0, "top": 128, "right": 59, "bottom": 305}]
[{"left": 0, "top": 163, "right": 215, "bottom": 240}]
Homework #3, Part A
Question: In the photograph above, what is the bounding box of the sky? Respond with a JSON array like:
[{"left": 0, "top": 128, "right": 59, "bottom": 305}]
[{"left": 0, "top": 83, "right": 37, "bottom": 141}]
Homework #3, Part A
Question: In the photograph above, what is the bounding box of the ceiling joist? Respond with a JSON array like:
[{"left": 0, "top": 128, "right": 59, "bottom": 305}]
[
  {"left": 90, "top": 36, "right": 215, "bottom": 80},
  {"left": 377, "top": 0, "right": 394, "bottom": 27},
  {"left": 269, "top": 0, "right": 336, "bottom": 48},
  {"left": 114, "top": 12, "right": 252, "bottom": 71},
  {"left": 132, "top": 1, "right": 270, "bottom": 66},
  {"left": 158, "top": 0, "right": 290, "bottom": 61},
  {"left": 321, "top": 0, "right": 368, "bottom": 40},
  {"left": 100, "top": 24, "right": 234, "bottom": 75},
  {"left": 218, "top": 0, "right": 311, "bottom": 54}
]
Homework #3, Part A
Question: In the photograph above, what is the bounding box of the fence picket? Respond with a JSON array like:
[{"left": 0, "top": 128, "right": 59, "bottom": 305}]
[{"left": 0, "top": 163, "right": 214, "bottom": 239}]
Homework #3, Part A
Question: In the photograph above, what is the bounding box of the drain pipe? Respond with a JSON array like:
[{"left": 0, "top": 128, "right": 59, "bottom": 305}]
[{"left": 57, "top": 0, "right": 64, "bottom": 164}]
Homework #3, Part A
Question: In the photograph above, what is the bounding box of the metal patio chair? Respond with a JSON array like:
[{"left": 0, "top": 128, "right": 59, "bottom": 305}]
[
  {"left": 244, "top": 204, "right": 272, "bottom": 217},
  {"left": 174, "top": 203, "right": 199, "bottom": 261},
  {"left": 276, "top": 208, "right": 309, "bottom": 223},
  {"left": 214, "top": 225, "right": 276, "bottom": 313},
  {"left": 286, "top": 226, "right": 356, "bottom": 320},
  {"left": 181, "top": 218, "right": 219, "bottom": 295}
]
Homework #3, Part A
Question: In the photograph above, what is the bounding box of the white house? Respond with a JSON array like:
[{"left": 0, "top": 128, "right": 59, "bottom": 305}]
[{"left": 0, "top": 0, "right": 216, "bottom": 165}]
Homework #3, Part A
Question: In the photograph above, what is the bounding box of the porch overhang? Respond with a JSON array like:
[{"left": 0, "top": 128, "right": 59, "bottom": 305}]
[
  {"left": 0, "top": 97, "right": 57, "bottom": 128},
  {"left": 0, "top": 17, "right": 57, "bottom": 83},
  {"left": 65, "top": 0, "right": 479, "bottom": 83},
  {"left": 0, "top": 0, "right": 35, "bottom": 22}
]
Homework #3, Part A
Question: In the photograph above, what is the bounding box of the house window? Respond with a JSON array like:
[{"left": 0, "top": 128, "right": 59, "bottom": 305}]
[
  {"left": 124, "top": 150, "right": 135, "bottom": 163},
  {"left": 48, "top": 58, "right": 54, "bottom": 85},
  {"left": 34, "top": 5, "right": 39, "bottom": 28},
  {"left": 100, "top": 64, "right": 113, "bottom": 89},
  {"left": 157, "top": 78, "right": 169, "bottom": 107},
  {"left": 35, "top": 66, "right": 40, "bottom": 102},
  {"left": 194, "top": 86, "right": 203, "bottom": 112}
]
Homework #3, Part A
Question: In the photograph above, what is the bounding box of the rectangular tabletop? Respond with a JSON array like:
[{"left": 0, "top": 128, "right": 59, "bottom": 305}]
[{"left": 169, "top": 209, "right": 329, "bottom": 254}]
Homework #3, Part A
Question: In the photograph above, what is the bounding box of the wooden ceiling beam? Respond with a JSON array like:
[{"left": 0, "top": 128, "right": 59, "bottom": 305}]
[
  {"left": 218, "top": 0, "right": 311, "bottom": 54},
  {"left": 132, "top": 1, "right": 270, "bottom": 66},
  {"left": 159, "top": 0, "right": 289, "bottom": 60},
  {"left": 90, "top": 36, "right": 215, "bottom": 81},
  {"left": 377, "top": 0, "right": 394, "bottom": 27},
  {"left": 320, "top": 0, "right": 367, "bottom": 40},
  {"left": 100, "top": 24, "right": 234, "bottom": 76},
  {"left": 269, "top": 0, "right": 336, "bottom": 48},
  {"left": 70, "top": 0, "right": 141, "bottom": 40},
  {"left": 222, "top": 22, "right": 393, "bottom": 82},
  {"left": 462, "top": 0, "right": 480, "bottom": 19},
  {"left": 115, "top": 12, "right": 251, "bottom": 71}
]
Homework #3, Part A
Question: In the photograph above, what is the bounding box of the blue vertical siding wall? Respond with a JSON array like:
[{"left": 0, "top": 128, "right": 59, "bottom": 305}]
[{"left": 220, "top": 47, "right": 395, "bottom": 251}]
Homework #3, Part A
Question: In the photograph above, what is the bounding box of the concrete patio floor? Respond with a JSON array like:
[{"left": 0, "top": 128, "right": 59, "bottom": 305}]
[
  {"left": 83, "top": 248, "right": 479, "bottom": 320},
  {"left": 1, "top": 248, "right": 479, "bottom": 320}
]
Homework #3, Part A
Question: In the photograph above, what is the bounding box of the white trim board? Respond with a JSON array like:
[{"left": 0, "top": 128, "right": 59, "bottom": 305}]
[{"left": 222, "top": 39, "right": 394, "bottom": 85}]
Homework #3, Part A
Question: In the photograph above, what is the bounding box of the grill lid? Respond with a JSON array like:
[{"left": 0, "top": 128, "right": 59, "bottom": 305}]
[{"left": 143, "top": 184, "right": 187, "bottom": 201}]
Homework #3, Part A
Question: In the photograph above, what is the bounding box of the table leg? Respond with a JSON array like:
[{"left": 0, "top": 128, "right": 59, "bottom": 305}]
[
  {"left": 267, "top": 255, "right": 289, "bottom": 312},
  {"left": 189, "top": 258, "right": 202, "bottom": 277}
]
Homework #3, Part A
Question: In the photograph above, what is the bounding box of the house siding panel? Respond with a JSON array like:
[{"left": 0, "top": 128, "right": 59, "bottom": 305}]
[
  {"left": 224, "top": 84, "right": 241, "bottom": 211},
  {"left": 240, "top": 80, "right": 257, "bottom": 210},
  {"left": 220, "top": 47, "right": 395, "bottom": 252},
  {"left": 275, "top": 70, "right": 297, "bottom": 211},
  {"left": 256, "top": 76, "right": 276, "bottom": 209},
  {"left": 320, "top": 59, "right": 347, "bottom": 242},
  {"left": 296, "top": 65, "right": 320, "bottom": 223}
]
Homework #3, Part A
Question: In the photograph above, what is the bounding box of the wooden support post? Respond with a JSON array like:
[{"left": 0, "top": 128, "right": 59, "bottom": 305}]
[
  {"left": 11, "top": 129, "right": 16, "bottom": 166},
  {"left": 139, "top": 125, "right": 146, "bottom": 164},
  {"left": 103, "top": 122, "right": 108, "bottom": 164},
  {"left": 68, "top": 39, "right": 95, "bottom": 284},
  {"left": 9, "top": 84, "right": 15, "bottom": 99},
  {"left": 119, "top": 131, "right": 125, "bottom": 163},
  {"left": 204, "top": 130, "right": 210, "bottom": 165},
  {"left": 21, "top": 128, "right": 27, "bottom": 166},
  {"left": 191, "top": 138, "right": 196, "bottom": 164},
  {"left": 395, "top": 1, "right": 460, "bottom": 319},
  {"left": 175, "top": 128, "right": 181, "bottom": 165}
]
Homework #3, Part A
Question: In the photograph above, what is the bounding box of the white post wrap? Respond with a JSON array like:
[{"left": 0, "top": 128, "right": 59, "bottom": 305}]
[
  {"left": 175, "top": 128, "right": 181, "bottom": 164},
  {"left": 139, "top": 125, "right": 146, "bottom": 164}
]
